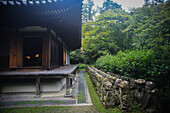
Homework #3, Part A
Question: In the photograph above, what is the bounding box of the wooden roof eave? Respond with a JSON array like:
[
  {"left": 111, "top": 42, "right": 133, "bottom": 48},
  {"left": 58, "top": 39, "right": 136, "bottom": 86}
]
[{"left": 0, "top": 0, "right": 82, "bottom": 50}]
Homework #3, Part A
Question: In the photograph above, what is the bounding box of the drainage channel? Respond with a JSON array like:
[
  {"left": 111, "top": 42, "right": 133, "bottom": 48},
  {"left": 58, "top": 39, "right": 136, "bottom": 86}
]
[{"left": 77, "top": 70, "right": 87, "bottom": 103}]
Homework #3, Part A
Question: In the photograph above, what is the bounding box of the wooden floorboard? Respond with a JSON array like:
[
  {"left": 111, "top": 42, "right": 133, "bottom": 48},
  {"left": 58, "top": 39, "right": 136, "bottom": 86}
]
[{"left": 0, "top": 65, "right": 79, "bottom": 77}]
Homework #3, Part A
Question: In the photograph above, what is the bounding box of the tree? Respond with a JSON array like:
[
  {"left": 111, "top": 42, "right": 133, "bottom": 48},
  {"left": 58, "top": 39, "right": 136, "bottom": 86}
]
[
  {"left": 70, "top": 49, "right": 84, "bottom": 64},
  {"left": 144, "top": 0, "right": 165, "bottom": 5},
  {"left": 124, "top": 1, "right": 170, "bottom": 50},
  {"left": 82, "top": 0, "right": 96, "bottom": 23},
  {"left": 82, "top": 9, "right": 132, "bottom": 63},
  {"left": 98, "top": 0, "right": 122, "bottom": 14}
]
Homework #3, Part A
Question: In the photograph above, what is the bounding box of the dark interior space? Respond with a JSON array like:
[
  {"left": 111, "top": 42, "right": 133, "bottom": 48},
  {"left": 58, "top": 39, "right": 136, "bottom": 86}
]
[
  {"left": 0, "top": 38, "right": 9, "bottom": 70},
  {"left": 23, "top": 38, "right": 42, "bottom": 66},
  {"left": 0, "top": 56, "right": 9, "bottom": 71}
]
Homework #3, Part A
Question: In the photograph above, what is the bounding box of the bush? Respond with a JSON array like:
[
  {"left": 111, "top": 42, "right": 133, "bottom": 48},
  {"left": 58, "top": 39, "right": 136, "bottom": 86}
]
[
  {"left": 95, "top": 49, "right": 170, "bottom": 89},
  {"left": 70, "top": 49, "right": 84, "bottom": 64},
  {"left": 95, "top": 54, "right": 114, "bottom": 72},
  {"left": 79, "top": 64, "right": 86, "bottom": 70},
  {"left": 70, "top": 49, "right": 94, "bottom": 64}
]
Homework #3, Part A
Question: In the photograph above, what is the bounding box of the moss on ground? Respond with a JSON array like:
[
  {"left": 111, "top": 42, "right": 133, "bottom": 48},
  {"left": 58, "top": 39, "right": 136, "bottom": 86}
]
[
  {"left": 77, "top": 90, "right": 86, "bottom": 103},
  {"left": 39, "top": 100, "right": 45, "bottom": 104}
]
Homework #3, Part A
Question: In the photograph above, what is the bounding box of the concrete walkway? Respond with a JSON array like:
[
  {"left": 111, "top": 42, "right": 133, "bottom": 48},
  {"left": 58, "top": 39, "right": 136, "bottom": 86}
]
[{"left": 0, "top": 70, "right": 92, "bottom": 108}]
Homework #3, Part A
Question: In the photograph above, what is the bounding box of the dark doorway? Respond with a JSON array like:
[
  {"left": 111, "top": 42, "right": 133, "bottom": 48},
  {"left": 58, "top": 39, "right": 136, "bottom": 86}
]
[
  {"left": 0, "top": 38, "right": 9, "bottom": 70},
  {"left": 23, "top": 38, "right": 42, "bottom": 66}
]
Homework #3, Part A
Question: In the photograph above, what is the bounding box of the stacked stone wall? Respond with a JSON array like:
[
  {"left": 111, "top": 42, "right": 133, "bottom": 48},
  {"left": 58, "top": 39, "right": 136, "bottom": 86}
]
[{"left": 86, "top": 66, "right": 161, "bottom": 113}]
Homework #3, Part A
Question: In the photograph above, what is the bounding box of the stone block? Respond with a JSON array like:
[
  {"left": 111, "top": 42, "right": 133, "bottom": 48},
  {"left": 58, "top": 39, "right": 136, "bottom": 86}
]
[
  {"left": 135, "top": 79, "right": 146, "bottom": 85},
  {"left": 119, "top": 81, "right": 129, "bottom": 89},
  {"left": 104, "top": 81, "right": 112, "bottom": 91},
  {"left": 145, "top": 81, "right": 155, "bottom": 90},
  {"left": 114, "top": 79, "right": 122, "bottom": 89}
]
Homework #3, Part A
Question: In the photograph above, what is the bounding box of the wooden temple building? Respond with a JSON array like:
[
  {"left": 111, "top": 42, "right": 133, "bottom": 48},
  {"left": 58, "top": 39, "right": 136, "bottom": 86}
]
[{"left": 0, "top": 0, "right": 82, "bottom": 96}]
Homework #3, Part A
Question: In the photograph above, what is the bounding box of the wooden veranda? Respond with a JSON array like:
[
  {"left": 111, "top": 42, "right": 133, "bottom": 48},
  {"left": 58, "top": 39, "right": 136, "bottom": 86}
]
[{"left": 0, "top": 65, "right": 79, "bottom": 96}]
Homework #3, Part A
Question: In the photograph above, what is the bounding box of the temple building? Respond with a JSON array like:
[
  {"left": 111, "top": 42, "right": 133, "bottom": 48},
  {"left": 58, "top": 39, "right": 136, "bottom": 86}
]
[{"left": 0, "top": 0, "right": 82, "bottom": 97}]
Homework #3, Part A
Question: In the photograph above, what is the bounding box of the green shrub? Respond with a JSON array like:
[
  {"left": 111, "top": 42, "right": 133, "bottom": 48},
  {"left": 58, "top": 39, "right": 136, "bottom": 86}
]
[
  {"left": 79, "top": 64, "right": 86, "bottom": 70},
  {"left": 95, "top": 49, "right": 170, "bottom": 89},
  {"left": 95, "top": 54, "right": 114, "bottom": 72},
  {"left": 70, "top": 49, "right": 84, "bottom": 64}
]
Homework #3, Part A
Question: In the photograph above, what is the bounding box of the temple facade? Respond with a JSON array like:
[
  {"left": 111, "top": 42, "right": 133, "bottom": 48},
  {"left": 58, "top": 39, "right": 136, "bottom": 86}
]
[{"left": 0, "top": 0, "right": 82, "bottom": 96}]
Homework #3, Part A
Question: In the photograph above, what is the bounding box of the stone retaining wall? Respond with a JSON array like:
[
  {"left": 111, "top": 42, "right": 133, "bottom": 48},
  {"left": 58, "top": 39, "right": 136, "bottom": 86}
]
[{"left": 86, "top": 66, "right": 161, "bottom": 113}]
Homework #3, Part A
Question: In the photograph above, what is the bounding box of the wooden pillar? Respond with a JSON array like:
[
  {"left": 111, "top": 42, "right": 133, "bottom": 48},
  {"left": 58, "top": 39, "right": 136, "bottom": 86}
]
[
  {"left": 47, "top": 37, "right": 51, "bottom": 69},
  {"left": 63, "top": 46, "right": 66, "bottom": 65},
  {"left": 35, "top": 76, "right": 41, "bottom": 96},
  {"left": 66, "top": 77, "right": 70, "bottom": 95}
]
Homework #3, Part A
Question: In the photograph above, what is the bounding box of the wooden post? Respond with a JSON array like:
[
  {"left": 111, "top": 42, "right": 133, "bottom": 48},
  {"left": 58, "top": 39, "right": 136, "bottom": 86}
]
[
  {"left": 66, "top": 77, "right": 70, "bottom": 95},
  {"left": 35, "top": 76, "right": 41, "bottom": 96},
  {"left": 63, "top": 46, "right": 66, "bottom": 65},
  {"left": 47, "top": 36, "right": 51, "bottom": 69}
]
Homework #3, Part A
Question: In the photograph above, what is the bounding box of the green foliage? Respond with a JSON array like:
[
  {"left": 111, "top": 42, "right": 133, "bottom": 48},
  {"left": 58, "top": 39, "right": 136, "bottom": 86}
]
[
  {"left": 70, "top": 49, "right": 94, "bottom": 64},
  {"left": 70, "top": 49, "right": 84, "bottom": 64},
  {"left": 77, "top": 91, "right": 86, "bottom": 103},
  {"left": 82, "top": 1, "right": 170, "bottom": 64},
  {"left": 30, "top": 101, "right": 37, "bottom": 104},
  {"left": 0, "top": 106, "right": 71, "bottom": 113},
  {"left": 82, "top": 0, "right": 96, "bottom": 23},
  {"left": 95, "top": 54, "right": 114, "bottom": 72},
  {"left": 39, "top": 100, "right": 45, "bottom": 103},
  {"left": 98, "top": 0, "right": 122, "bottom": 14},
  {"left": 82, "top": 9, "right": 132, "bottom": 63},
  {"left": 95, "top": 49, "right": 170, "bottom": 89},
  {"left": 124, "top": 2, "right": 170, "bottom": 50},
  {"left": 80, "top": 1, "right": 170, "bottom": 90},
  {"left": 78, "top": 64, "right": 86, "bottom": 70}
]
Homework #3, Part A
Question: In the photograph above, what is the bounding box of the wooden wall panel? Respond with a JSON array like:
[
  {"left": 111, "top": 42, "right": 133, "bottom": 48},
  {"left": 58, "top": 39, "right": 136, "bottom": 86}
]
[
  {"left": 50, "top": 39, "right": 59, "bottom": 68},
  {"left": 9, "top": 38, "right": 17, "bottom": 68},
  {"left": 42, "top": 36, "right": 51, "bottom": 69},
  {"left": 42, "top": 37, "right": 47, "bottom": 68},
  {"left": 16, "top": 38, "right": 23, "bottom": 66},
  {"left": 9, "top": 37, "right": 23, "bottom": 68}
]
